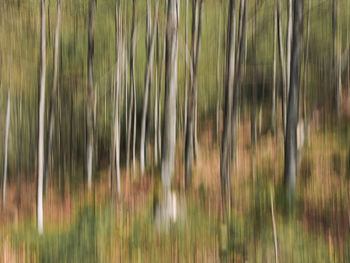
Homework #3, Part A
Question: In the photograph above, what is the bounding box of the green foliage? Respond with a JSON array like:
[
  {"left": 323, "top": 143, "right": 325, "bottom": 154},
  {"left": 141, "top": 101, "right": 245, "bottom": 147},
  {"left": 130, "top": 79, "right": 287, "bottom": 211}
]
[{"left": 13, "top": 204, "right": 114, "bottom": 263}]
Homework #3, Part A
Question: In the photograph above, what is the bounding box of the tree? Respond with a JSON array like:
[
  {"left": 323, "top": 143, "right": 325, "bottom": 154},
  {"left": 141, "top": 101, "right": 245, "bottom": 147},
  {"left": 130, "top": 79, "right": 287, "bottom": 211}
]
[
  {"left": 284, "top": 0, "right": 304, "bottom": 199},
  {"left": 183, "top": 0, "right": 189, "bottom": 139},
  {"left": 161, "top": 0, "right": 178, "bottom": 193},
  {"left": 127, "top": 0, "right": 137, "bottom": 176},
  {"left": 2, "top": 91, "right": 10, "bottom": 210},
  {"left": 37, "top": 0, "right": 47, "bottom": 234},
  {"left": 277, "top": 0, "right": 287, "bottom": 135},
  {"left": 44, "top": 0, "right": 61, "bottom": 195},
  {"left": 272, "top": 0, "right": 278, "bottom": 134},
  {"left": 185, "top": 0, "right": 204, "bottom": 188},
  {"left": 216, "top": 4, "right": 222, "bottom": 143},
  {"left": 140, "top": 0, "right": 159, "bottom": 174},
  {"left": 333, "top": 0, "right": 341, "bottom": 116},
  {"left": 111, "top": 0, "right": 123, "bottom": 199},
  {"left": 154, "top": 22, "right": 160, "bottom": 164},
  {"left": 87, "top": 0, "right": 96, "bottom": 190},
  {"left": 220, "top": 0, "right": 236, "bottom": 212}
]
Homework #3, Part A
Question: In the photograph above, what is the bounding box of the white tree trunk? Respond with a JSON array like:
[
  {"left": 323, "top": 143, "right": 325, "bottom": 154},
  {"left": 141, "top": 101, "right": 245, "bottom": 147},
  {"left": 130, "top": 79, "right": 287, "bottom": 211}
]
[
  {"left": 37, "top": 0, "right": 47, "bottom": 234},
  {"left": 140, "top": 2, "right": 159, "bottom": 174},
  {"left": 2, "top": 92, "right": 10, "bottom": 210},
  {"left": 161, "top": 0, "right": 178, "bottom": 190}
]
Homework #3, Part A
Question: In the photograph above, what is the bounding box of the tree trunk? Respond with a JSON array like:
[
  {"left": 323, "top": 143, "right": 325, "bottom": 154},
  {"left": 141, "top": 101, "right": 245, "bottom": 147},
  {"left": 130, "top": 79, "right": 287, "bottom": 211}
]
[
  {"left": 2, "top": 92, "right": 10, "bottom": 210},
  {"left": 216, "top": 12, "right": 222, "bottom": 143},
  {"left": 250, "top": 0, "right": 257, "bottom": 150},
  {"left": 127, "top": 0, "right": 136, "bottom": 176},
  {"left": 161, "top": 0, "right": 178, "bottom": 191},
  {"left": 233, "top": 0, "right": 247, "bottom": 170},
  {"left": 284, "top": 0, "right": 304, "bottom": 201},
  {"left": 302, "top": 0, "right": 311, "bottom": 144},
  {"left": 286, "top": 0, "right": 293, "bottom": 98},
  {"left": 184, "top": 0, "right": 189, "bottom": 139},
  {"left": 220, "top": 0, "right": 236, "bottom": 213},
  {"left": 87, "top": 0, "right": 96, "bottom": 190},
  {"left": 140, "top": 1, "right": 159, "bottom": 174},
  {"left": 277, "top": 0, "right": 287, "bottom": 136},
  {"left": 272, "top": 0, "right": 277, "bottom": 134},
  {"left": 193, "top": 0, "right": 204, "bottom": 164},
  {"left": 154, "top": 23, "right": 160, "bottom": 165},
  {"left": 37, "top": 0, "right": 46, "bottom": 234},
  {"left": 112, "top": 0, "right": 122, "bottom": 198},
  {"left": 154, "top": 0, "right": 179, "bottom": 229},
  {"left": 185, "top": 0, "right": 204, "bottom": 187},
  {"left": 333, "top": 0, "right": 341, "bottom": 117},
  {"left": 158, "top": 29, "right": 166, "bottom": 161},
  {"left": 44, "top": 0, "right": 61, "bottom": 195}
]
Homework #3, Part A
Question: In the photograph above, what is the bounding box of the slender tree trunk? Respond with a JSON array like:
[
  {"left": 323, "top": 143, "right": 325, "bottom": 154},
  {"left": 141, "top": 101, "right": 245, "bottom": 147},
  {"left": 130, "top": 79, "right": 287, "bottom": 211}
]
[
  {"left": 193, "top": 0, "right": 204, "bottom": 164},
  {"left": 277, "top": 0, "right": 287, "bottom": 135},
  {"left": 220, "top": 0, "right": 236, "bottom": 213},
  {"left": 44, "top": 0, "right": 61, "bottom": 195},
  {"left": 216, "top": 11, "right": 222, "bottom": 143},
  {"left": 16, "top": 94, "right": 23, "bottom": 206},
  {"left": 333, "top": 0, "right": 341, "bottom": 117},
  {"left": 37, "top": 0, "right": 46, "bottom": 234},
  {"left": 2, "top": 92, "right": 10, "bottom": 210},
  {"left": 132, "top": 70, "right": 137, "bottom": 175},
  {"left": 272, "top": 0, "right": 277, "bottom": 134},
  {"left": 185, "top": 0, "right": 204, "bottom": 187},
  {"left": 185, "top": 0, "right": 198, "bottom": 188},
  {"left": 127, "top": 0, "right": 136, "bottom": 176},
  {"left": 154, "top": 24, "right": 160, "bottom": 165},
  {"left": 302, "top": 0, "right": 311, "bottom": 143},
  {"left": 184, "top": 0, "right": 189, "bottom": 139},
  {"left": 161, "top": 0, "right": 178, "bottom": 191},
  {"left": 145, "top": 0, "right": 153, "bottom": 170},
  {"left": 112, "top": 0, "right": 122, "bottom": 198},
  {"left": 140, "top": 1, "right": 159, "bottom": 174},
  {"left": 87, "top": 0, "right": 96, "bottom": 190},
  {"left": 158, "top": 30, "right": 166, "bottom": 160},
  {"left": 250, "top": 0, "right": 257, "bottom": 150},
  {"left": 286, "top": 0, "right": 293, "bottom": 97},
  {"left": 232, "top": 0, "right": 247, "bottom": 169},
  {"left": 284, "top": 0, "right": 304, "bottom": 201}
]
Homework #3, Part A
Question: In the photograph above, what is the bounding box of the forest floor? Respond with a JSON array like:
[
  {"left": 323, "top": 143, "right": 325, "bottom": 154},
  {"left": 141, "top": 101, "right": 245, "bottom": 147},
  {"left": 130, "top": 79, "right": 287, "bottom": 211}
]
[{"left": 2, "top": 95, "right": 350, "bottom": 262}]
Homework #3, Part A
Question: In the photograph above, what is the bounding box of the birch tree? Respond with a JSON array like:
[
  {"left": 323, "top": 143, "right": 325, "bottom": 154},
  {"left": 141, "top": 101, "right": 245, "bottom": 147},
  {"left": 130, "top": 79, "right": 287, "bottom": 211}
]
[
  {"left": 161, "top": 0, "right": 178, "bottom": 193},
  {"left": 37, "top": 0, "right": 47, "bottom": 234},
  {"left": 140, "top": 0, "right": 159, "bottom": 174},
  {"left": 111, "top": 0, "right": 123, "bottom": 198},
  {"left": 44, "top": 0, "right": 61, "bottom": 195},
  {"left": 2, "top": 92, "right": 10, "bottom": 210},
  {"left": 284, "top": 0, "right": 304, "bottom": 200}
]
